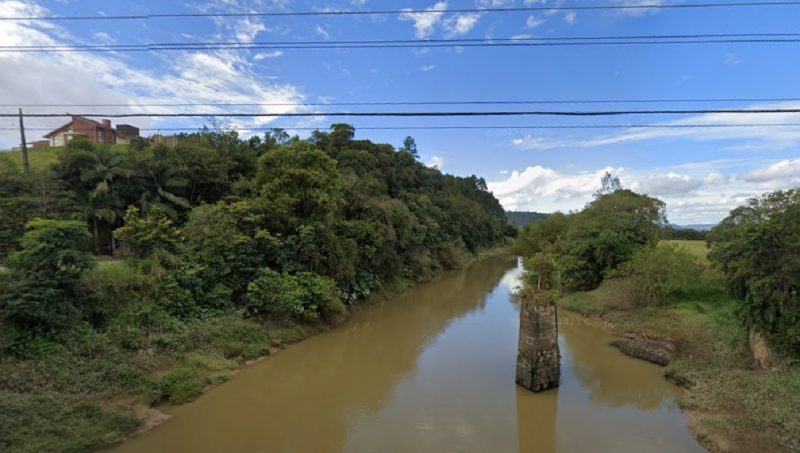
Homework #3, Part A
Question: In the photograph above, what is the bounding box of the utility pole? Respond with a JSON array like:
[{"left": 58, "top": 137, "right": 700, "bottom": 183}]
[{"left": 18, "top": 108, "right": 30, "bottom": 175}]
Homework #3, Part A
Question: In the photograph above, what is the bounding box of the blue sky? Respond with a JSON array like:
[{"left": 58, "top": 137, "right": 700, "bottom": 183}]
[{"left": 2, "top": 0, "right": 800, "bottom": 224}]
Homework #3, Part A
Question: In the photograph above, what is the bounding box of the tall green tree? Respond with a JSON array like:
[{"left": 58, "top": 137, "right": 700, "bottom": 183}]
[
  {"left": 708, "top": 189, "right": 800, "bottom": 352},
  {"left": 2, "top": 220, "right": 94, "bottom": 338}
]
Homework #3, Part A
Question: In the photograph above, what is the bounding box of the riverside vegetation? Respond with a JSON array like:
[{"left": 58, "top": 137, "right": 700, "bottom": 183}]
[
  {"left": 514, "top": 174, "right": 800, "bottom": 452},
  {"left": 0, "top": 125, "right": 513, "bottom": 452}
]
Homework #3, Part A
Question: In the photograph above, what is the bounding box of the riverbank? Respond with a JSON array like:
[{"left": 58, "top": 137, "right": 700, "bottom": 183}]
[
  {"left": 0, "top": 247, "right": 510, "bottom": 452},
  {"left": 558, "top": 252, "right": 800, "bottom": 452}
]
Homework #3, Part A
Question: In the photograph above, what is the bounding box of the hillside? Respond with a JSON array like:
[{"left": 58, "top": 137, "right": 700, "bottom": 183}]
[{"left": 505, "top": 211, "right": 551, "bottom": 228}]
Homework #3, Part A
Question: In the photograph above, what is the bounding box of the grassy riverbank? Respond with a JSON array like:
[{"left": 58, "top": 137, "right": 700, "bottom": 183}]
[
  {"left": 559, "top": 241, "right": 800, "bottom": 452},
  {"left": 0, "top": 248, "right": 508, "bottom": 453}
]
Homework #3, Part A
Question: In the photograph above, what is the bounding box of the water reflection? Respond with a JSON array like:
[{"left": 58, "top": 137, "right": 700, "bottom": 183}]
[
  {"left": 115, "top": 256, "right": 703, "bottom": 453},
  {"left": 559, "top": 314, "right": 676, "bottom": 411}
]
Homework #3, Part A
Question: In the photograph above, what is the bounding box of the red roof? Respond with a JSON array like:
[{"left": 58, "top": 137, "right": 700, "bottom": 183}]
[{"left": 43, "top": 116, "right": 115, "bottom": 138}]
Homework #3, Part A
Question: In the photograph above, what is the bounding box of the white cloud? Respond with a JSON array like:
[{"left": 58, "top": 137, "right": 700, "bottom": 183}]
[
  {"left": 742, "top": 159, "right": 800, "bottom": 188},
  {"left": 564, "top": 11, "right": 576, "bottom": 24},
  {"left": 488, "top": 166, "right": 619, "bottom": 214},
  {"left": 488, "top": 159, "right": 800, "bottom": 224},
  {"left": 0, "top": 0, "right": 307, "bottom": 147},
  {"left": 443, "top": 13, "right": 481, "bottom": 37},
  {"left": 233, "top": 18, "right": 267, "bottom": 43},
  {"left": 525, "top": 15, "right": 545, "bottom": 29},
  {"left": 427, "top": 155, "right": 445, "bottom": 168},
  {"left": 254, "top": 50, "right": 284, "bottom": 60},
  {"left": 92, "top": 32, "right": 115, "bottom": 44},
  {"left": 315, "top": 24, "right": 331, "bottom": 40},
  {"left": 630, "top": 172, "right": 703, "bottom": 196},
  {"left": 724, "top": 53, "right": 742, "bottom": 66},
  {"left": 510, "top": 135, "right": 575, "bottom": 150},
  {"left": 613, "top": 0, "right": 666, "bottom": 16},
  {"left": 420, "top": 64, "right": 436, "bottom": 72},
  {"left": 399, "top": 1, "right": 448, "bottom": 38},
  {"left": 704, "top": 172, "right": 729, "bottom": 186}
]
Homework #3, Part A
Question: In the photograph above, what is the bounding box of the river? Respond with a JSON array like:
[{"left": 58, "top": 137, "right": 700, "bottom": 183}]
[{"left": 115, "top": 255, "right": 704, "bottom": 453}]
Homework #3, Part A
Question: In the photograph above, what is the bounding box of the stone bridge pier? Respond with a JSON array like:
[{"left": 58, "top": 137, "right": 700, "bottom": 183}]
[{"left": 516, "top": 297, "right": 560, "bottom": 392}]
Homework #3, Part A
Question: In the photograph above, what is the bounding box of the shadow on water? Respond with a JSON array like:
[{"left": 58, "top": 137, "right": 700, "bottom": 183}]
[{"left": 116, "top": 255, "right": 703, "bottom": 453}]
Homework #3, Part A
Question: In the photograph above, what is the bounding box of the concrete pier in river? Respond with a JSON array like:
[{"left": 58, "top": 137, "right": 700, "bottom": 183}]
[{"left": 516, "top": 292, "right": 560, "bottom": 392}]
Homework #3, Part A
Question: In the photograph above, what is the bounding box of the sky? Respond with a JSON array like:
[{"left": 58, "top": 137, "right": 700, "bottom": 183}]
[{"left": 1, "top": 0, "right": 800, "bottom": 224}]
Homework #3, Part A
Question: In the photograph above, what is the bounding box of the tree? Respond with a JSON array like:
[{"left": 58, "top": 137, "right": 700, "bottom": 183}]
[
  {"left": 3, "top": 220, "right": 94, "bottom": 337},
  {"left": 73, "top": 189, "right": 124, "bottom": 252},
  {"left": 707, "top": 189, "right": 800, "bottom": 353},
  {"left": 79, "top": 147, "right": 129, "bottom": 194},
  {"left": 400, "top": 136, "right": 418, "bottom": 158},
  {"left": 563, "top": 190, "right": 666, "bottom": 289},
  {"left": 594, "top": 171, "right": 623, "bottom": 198},
  {"left": 114, "top": 206, "right": 179, "bottom": 257},
  {"left": 254, "top": 141, "right": 344, "bottom": 228},
  {"left": 140, "top": 166, "right": 191, "bottom": 220}
]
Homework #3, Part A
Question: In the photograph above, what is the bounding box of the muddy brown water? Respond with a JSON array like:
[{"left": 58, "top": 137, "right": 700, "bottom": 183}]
[{"left": 115, "top": 255, "right": 705, "bottom": 453}]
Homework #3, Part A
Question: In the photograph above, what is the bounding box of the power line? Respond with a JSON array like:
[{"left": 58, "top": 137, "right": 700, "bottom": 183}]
[
  {"left": 2, "top": 2, "right": 799, "bottom": 21},
  {"left": 5, "top": 108, "right": 800, "bottom": 119},
  {"left": 3, "top": 36, "right": 800, "bottom": 53},
  {"left": 8, "top": 33, "right": 800, "bottom": 49},
  {"left": 3, "top": 97, "right": 800, "bottom": 108},
  {"left": 6, "top": 124, "right": 800, "bottom": 132}
]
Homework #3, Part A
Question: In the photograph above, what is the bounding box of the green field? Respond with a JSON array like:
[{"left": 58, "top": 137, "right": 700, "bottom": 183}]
[
  {"left": 1, "top": 144, "right": 130, "bottom": 173},
  {"left": 0, "top": 147, "right": 63, "bottom": 172},
  {"left": 662, "top": 239, "right": 710, "bottom": 264}
]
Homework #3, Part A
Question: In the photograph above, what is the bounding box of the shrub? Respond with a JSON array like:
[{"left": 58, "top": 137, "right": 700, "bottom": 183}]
[
  {"left": 157, "top": 367, "right": 203, "bottom": 404},
  {"left": 437, "top": 242, "right": 465, "bottom": 271},
  {"left": 618, "top": 243, "right": 702, "bottom": 305},
  {"left": 2, "top": 220, "right": 94, "bottom": 343},
  {"left": 79, "top": 261, "right": 147, "bottom": 326},
  {"left": 114, "top": 206, "right": 178, "bottom": 257},
  {"left": 245, "top": 268, "right": 343, "bottom": 321},
  {"left": 190, "top": 315, "right": 270, "bottom": 360}
]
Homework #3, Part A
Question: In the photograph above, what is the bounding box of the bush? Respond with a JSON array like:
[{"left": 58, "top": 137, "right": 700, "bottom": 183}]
[
  {"left": 617, "top": 243, "right": 702, "bottom": 305},
  {"left": 80, "top": 261, "right": 147, "bottom": 326},
  {"left": 245, "top": 268, "right": 343, "bottom": 321},
  {"left": 114, "top": 206, "right": 178, "bottom": 257},
  {"left": 437, "top": 242, "right": 465, "bottom": 271},
  {"left": 156, "top": 367, "right": 203, "bottom": 404},
  {"left": 190, "top": 315, "right": 270, "bottom": 360}
]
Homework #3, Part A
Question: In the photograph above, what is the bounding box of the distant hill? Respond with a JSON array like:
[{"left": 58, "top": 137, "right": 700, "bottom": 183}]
[
  {"left": 660, "top": 223, "right": 716, "bottom": 241},
  {"left": 671, "top": 223, "right": 717, "bottom": 232},
  {"left": 506, "top": 211, "right": 551, "bottom": 228}
]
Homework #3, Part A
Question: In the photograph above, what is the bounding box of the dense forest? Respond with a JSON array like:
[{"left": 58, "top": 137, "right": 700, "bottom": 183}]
[{"left": 0, "top": 124, "right": 513, "bottom": 452}]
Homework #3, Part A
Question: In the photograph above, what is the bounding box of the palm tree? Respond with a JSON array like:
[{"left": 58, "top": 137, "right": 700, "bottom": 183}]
[
  {"left": 79, "top": 147, "right": 130, "bottom": 194},
  {"left": 73, "top": 189, "right": 124, "bottom": 253},
  {"left": 140, "top": 166, "right": 190, "bottom": 220}
]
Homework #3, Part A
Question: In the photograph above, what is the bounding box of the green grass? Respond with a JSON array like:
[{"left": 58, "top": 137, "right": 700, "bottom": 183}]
[
  {"left": 558, "top": 268, "right": 800, "bottom": 451},
  {"left": 662, "top": 239, "right": 710, "bottom": 264},
  {"left": 0, "top": 147, "right": 63, "bottom": 172},
  {"left": 1, "top": 144, "right": 131, "bottom": 173}
]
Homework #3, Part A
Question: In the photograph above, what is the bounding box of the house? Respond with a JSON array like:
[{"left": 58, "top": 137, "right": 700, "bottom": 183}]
[{"left": 42, "top": 116, "right": 140, "bottom": 147}]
